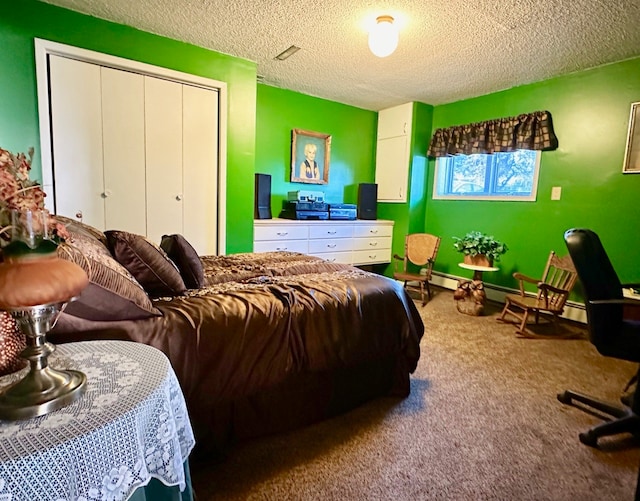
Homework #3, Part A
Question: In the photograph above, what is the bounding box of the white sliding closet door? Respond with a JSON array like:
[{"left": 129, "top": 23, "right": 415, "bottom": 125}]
[
  {"left": 41, "top": 42, "right": 222, "bottom": 254},
  {"left": 49, "top": 56, "right": 104, "bottom": 228},
  {"left": 183, "top": 85, "right": 219, "bottom": 255},
  {"left": 101, "top": 67, "right": 146, "bottom": 235},
  {"left": 145, "top": 77, "right": 184, "bottom": 244}
]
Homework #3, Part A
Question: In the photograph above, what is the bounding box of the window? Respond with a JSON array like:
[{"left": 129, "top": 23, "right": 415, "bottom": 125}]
[{"left": 433, "top": 150, "right": 540, "bottom": 201}]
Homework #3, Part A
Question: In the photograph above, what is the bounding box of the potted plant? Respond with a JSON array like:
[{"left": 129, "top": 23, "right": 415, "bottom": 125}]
[{"left": 453, "top": 231, "right": 508, "bottom": 267}]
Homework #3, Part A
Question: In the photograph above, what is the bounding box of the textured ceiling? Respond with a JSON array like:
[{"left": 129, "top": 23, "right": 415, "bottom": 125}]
[{"left": 41, "top": 0, "right": 640, "bottom": 111}]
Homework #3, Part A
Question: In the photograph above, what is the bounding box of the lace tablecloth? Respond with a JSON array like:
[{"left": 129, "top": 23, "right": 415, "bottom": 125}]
[{"left": 0, "top": 340, "right": 195, "bottom": 501}]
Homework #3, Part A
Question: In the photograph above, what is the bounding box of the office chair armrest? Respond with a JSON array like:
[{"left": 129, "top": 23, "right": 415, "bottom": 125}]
[{"left": 589, "top": 299, "right": 640, "bottom": 307}]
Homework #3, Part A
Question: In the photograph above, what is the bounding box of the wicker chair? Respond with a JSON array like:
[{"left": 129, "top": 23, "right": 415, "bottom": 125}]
[
  {"left": 499, "top": 251, "right": 578, "bottom": 338},
  {"left": 393, "top": 233, "right": 441, "bottom": 306}
]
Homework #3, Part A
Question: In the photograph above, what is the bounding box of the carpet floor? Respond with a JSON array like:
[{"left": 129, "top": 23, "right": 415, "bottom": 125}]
[{"left": 191, "top": 287, "right": 640, "bottom": 500}]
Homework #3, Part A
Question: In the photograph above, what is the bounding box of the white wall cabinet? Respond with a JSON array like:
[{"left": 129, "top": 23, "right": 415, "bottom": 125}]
[
  {"left": 41, "top": 46, "right": 221, "bottom": 256},
  {"left": 375, "top": 102, "right": 413, "bottom": 203},
  {"left": 254, "top": 219, "right": 394, "bottom": 266}
]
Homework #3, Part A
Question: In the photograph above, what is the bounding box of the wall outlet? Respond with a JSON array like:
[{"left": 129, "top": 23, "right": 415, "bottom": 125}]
[{"left": 551, "top": 186, "right": 562, "bottom": 200}]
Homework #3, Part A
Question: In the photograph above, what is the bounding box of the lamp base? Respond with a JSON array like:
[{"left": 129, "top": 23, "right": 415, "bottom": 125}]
[
  {"left": 0, "top": 302, "right": 87, "bottom": 420},
  {"left": 0, "top": 365, "right": 86, "bottom": 420}
]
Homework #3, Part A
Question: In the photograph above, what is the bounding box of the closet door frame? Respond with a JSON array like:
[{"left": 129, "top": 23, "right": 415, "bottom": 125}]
[{"left": 34, "top": 38, "right": 228, "bottom": 255}]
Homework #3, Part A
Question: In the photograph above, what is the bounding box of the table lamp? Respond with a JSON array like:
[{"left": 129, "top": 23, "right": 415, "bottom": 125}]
[{"left": 0, "top": 209, "right": 89, "bottom": 419}]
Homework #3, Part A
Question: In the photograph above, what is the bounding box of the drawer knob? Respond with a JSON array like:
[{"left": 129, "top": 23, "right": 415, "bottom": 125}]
[
  {"left": 369, "top": 242, "right": 378, "bottom": 247},
  {"left": 276, "top": 247, "right": 287, "bottom": 251},
  {"left": 276, "top": 231, "right": 288, "bottom": 236},
  {"left": 327, "top": 231, "right": 336, "bottom": 235},
  {"left": 369, "top": 229, "right": 378, "bottom": 234},
  {"left": 327, "top": 244, "right": 336, "bottom": 248}
]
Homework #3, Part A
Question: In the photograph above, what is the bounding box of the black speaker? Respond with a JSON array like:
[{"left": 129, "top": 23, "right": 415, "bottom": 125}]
[
  {"left": 254, "top": 173, "right": 272, "bottom": 219},
  {"left": 357, "top": 183, "right": 377, "bottom": 220}
]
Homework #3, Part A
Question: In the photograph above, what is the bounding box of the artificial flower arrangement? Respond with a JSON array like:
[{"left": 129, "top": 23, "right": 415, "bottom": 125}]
[{"left": 0, "top": 146, "right": 69, "bottom": 249}]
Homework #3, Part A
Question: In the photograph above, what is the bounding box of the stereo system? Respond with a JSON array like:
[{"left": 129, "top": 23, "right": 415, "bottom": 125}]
[{"left": 262, "top": 184, "right": 377, "bottom": 221}]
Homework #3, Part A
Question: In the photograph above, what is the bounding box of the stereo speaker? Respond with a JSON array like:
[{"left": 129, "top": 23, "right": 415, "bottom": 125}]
[
  {"left": 357, "top": 183, "right": 378, "bottom": 220},
  {"left": 254, "top": 173, "right": 272, "bottom": 219}
]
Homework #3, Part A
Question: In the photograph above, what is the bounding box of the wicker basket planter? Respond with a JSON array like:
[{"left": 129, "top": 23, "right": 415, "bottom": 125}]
[{"left": 463, "top": 254, "right": 493, "bottom": 267}]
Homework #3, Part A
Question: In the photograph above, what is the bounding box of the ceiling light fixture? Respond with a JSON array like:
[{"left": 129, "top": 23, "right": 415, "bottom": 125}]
[
  {"left": 275, "top": 45, "right": 301, "bottom": 61},
  {"left": 368, "top": 15, "right": 399, "bottom": 58}
]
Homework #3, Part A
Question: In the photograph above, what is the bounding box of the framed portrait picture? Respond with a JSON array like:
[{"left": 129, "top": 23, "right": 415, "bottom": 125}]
[
  {"left": 291, "top": 129, "right": 331, "bottom": 184},
  {"left": 623, "top": 101, "right": 640, "bottom": 174}
]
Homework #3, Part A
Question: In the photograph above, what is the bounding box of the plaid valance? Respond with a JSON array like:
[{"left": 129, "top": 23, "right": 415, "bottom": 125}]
[{"left": 427, "top": 110, "right": 558, "bottom": 157}]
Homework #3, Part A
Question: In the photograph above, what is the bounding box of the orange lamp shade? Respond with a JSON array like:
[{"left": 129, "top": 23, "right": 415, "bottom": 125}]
[{"left": 0, "top": 255, "right": 89, "bottom": 309}]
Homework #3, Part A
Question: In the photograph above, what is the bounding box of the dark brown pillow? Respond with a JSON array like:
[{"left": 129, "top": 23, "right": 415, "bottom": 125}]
[
  {"left": 160, "top": 234, "right": 205, "bottom": 289},
  {"left": 58, "top": 231, "right": 161, "bottom": 321},
  {"left": 106, "top": 230, "right": 187, "bottom": 297}
]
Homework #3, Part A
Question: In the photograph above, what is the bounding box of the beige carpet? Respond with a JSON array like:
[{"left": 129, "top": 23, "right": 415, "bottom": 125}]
[{"left": 191, "top": 288, "right": 640, "bottom": 500}]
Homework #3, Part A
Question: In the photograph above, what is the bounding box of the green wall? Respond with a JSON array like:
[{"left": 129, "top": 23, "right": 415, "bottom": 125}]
[
  {"left": 426, "top": 57, "right": 640, "bottom": 295},
  {"left": 256, "top": 84, "right": 377, "bottom": 213},
  {"left": 0, "top": 0, "right": 257, "bottom": 253}
]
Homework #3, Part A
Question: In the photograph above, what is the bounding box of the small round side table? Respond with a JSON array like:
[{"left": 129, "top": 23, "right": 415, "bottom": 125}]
[{"left": 455, "top": 263, "right": 499, "bottom": 316}]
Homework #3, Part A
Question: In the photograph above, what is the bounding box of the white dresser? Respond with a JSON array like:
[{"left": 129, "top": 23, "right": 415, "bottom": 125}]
[{"left": 254, "top": 218, "right": 394, "bottom": 266}]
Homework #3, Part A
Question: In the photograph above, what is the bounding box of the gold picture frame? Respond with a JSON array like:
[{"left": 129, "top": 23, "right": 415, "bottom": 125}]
[
  {"left": 623, "top": 101, "right": 640, "bottom": 173},
  {"left": 291, "top": 129, "right": 331, "bottom": 184}
]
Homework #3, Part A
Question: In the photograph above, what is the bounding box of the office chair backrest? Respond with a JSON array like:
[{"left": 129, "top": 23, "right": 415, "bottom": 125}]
[{"left": 564, "top": 228, "right": 624, "bottom": 349}]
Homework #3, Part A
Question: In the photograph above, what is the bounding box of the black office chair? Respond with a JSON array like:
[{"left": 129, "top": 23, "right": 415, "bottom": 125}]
[{"left": 559, "top": 228, "right": 640, "bottom": 447}]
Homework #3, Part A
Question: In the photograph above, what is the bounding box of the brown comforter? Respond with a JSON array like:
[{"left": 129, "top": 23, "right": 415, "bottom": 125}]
[{"left": 51, "top": 252, "right": 424, "bottom": 454}]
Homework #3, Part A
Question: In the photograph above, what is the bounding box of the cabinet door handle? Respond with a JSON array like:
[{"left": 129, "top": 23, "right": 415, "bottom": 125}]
[{"left": 276, "top": 231, "right": 288, "bottom": 236}]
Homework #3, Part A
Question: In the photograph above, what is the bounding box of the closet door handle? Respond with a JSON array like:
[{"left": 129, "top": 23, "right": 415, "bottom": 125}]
[
  {"left": 101, "top": 190, "right": 112, "bottom": 198},
  {"left": 175, "top": 194, "right": 183, "bottom": 201}
]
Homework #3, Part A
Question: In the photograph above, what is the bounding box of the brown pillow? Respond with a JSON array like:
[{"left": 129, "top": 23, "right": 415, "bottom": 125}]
[
  {"left": 58, "top": 231, "right": 161, "bottom": 321},
  {"left": 160, "top": 234, "right": 205, "bottom": 289},
  {"left": 53, "top": 214, "right": 108, "bottom": 246},
  {"left": 106, "top": 230, "right": 186, "bottom": 297}
]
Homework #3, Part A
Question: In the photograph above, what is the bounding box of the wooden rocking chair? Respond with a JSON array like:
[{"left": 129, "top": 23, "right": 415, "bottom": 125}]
[
  {"left": 499, "top": 251, "right": 578, "bottom": 338},
  {"left": 393, "top": 233, "right": 441, "bottom": 306}
]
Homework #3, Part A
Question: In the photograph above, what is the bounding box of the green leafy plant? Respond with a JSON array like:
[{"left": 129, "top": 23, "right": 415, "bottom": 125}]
[{"left": 452, "top": 231, "right": 508, "bottom": 262}]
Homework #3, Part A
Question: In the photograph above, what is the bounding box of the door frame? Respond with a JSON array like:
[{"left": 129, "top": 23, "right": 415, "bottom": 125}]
[{"left": 34, "top": 38, "right": 228, "bottom": 255}]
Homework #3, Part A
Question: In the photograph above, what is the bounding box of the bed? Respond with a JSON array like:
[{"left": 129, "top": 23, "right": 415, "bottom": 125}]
[{"left": 49, "top": 219, "right": 424, "bottom": 456}]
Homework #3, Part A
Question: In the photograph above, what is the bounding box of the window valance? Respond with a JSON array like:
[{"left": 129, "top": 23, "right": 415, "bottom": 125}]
[{"left": 427, "top": 110, "right": 558, "bottom": 157}]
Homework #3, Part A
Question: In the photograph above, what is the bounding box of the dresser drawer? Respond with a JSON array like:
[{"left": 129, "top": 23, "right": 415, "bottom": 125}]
[
  {"left": 254, "top": 225, "right": 308, "bottom": 242},
  {"left": 353, "top": 224, "right": 393, "bottom": 239},
  {"left": 309, "top": 238, "right": 353, "bottom": 254},
  {"left": 309, "top": 225, "right": 353, "bottom": 240},
  {"left": 254, "top": 240, "right": 309, "bottom": 253},
  {"left": 352, "top": 248, "right": 392, "bottom": 265},
  {"left": 309, "top": 251, "right": 353, "bottom": 264},
  {"left": 352, "top": 236, "right": 391, "bottom": 251}
]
